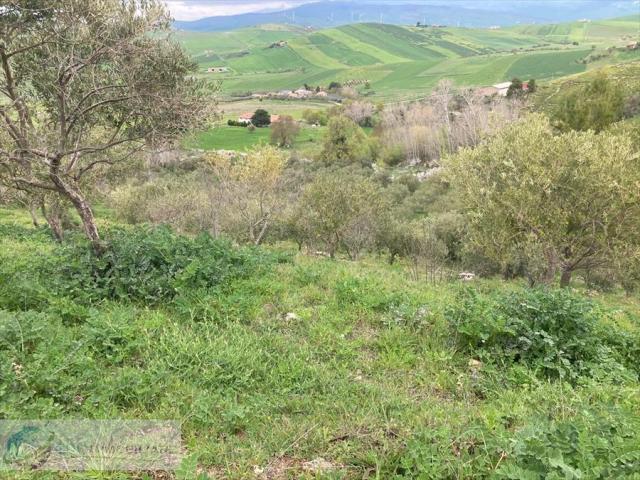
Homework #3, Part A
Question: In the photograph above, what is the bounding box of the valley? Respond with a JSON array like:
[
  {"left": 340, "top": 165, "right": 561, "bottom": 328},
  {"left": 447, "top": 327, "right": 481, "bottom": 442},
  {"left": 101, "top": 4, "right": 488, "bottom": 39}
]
[{"left": 178, "top": 16, "right": 640, "bottom": 101}]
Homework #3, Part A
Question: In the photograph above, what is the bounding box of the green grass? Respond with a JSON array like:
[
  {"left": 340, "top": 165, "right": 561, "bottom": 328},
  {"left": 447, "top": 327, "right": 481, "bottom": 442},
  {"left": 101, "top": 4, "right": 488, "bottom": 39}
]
[
  {"left": 309, "top": 32, "right": 381, "bottom": 67},
  {"left": 505, "top": 49, "right": 589, "bottom": 79},
  {"left": 185, "top": 124, "right": 326, "bottom": 152},
  {"left": 512, "top": 16, "right": 640, "bottom": 46},
  {"left": 0, "top": 208, "right": 639, "bottom": 479},
  {"left": 181, "top": 17, "right": 640, "bottom": 102},
  {"left": 187, "top": 126, "right": 272, "bottom": 150}
]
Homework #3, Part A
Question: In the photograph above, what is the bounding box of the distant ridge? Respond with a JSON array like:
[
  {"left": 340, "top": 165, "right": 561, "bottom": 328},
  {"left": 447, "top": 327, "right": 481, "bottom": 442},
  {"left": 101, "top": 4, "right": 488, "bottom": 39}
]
[{"left": 173, "top": 0, "right": 640, "bottom": 32}]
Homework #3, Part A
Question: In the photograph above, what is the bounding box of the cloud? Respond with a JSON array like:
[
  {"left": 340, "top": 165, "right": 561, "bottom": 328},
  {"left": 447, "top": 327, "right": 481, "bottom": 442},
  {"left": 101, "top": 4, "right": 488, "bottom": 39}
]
[{"left": 165, "top": 1, "right": 314, "bottom": 20}]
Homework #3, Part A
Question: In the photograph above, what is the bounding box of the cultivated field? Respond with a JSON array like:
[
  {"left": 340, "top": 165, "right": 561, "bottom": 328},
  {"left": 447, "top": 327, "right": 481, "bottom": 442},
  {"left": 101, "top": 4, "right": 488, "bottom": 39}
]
[{"left": 177, "top": 15, "right": 640, "bottom": 101}]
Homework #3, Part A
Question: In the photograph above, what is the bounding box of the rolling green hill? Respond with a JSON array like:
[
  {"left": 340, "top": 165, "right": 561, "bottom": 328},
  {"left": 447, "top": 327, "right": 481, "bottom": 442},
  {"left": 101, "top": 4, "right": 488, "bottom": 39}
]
[{"left": 178, "top": 16, "right": 640, "bottom": 101}]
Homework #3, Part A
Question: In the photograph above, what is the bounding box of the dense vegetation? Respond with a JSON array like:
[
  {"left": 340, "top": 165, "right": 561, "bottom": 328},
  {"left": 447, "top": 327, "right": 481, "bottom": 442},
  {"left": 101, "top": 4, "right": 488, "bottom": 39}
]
[{"left": 1, "top": 212, "right": 639, "bottom": 479}]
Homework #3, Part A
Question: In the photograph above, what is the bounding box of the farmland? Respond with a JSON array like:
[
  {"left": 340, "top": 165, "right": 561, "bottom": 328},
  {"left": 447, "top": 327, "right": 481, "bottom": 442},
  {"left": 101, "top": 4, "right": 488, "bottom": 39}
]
[
  {"left": 177, "top": 15, "right": 640, "bottom": 101},
  {"left": 186, "top": 124, "right": 326, "bottom": 153}
]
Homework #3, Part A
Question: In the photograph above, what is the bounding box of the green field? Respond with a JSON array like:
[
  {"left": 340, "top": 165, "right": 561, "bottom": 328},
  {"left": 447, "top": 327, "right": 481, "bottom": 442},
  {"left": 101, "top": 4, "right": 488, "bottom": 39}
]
[
  {"left": 186, "top": 124, "right": 326, "bottom": 153},
  {"left": 179, "top": 16, "right": 640, "bottom": 101}
]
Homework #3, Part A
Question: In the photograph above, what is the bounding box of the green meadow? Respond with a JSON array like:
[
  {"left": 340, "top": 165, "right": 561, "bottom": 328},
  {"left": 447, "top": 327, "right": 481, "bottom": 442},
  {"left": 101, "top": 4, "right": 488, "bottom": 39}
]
[
  {"left": 178, "top": 16, "right": 640, "bottom": 101},
  {"left": 186, "top": 124, "right": 326, "bottom": 153}
]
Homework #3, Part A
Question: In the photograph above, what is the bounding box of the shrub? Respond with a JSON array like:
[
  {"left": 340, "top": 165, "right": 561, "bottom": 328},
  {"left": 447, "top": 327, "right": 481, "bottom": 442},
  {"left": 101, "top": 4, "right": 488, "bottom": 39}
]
[
  {"left": 54, "top": 226, "right": 275, "bottom": 304},
  {"left": 394, "top": 408, "right": 640, "bottom": 479},
  {"left": 0, "top": 225, "right": 278, "bottom": 309},
  {"left": 302, "top": 109, "right": 328, "bottom": 126},
  {"left": 447, "top": 288, "right": 639, "bottom": 381},
  {"left": 381, "top": 145, "right": 406, "bottom": 167}
]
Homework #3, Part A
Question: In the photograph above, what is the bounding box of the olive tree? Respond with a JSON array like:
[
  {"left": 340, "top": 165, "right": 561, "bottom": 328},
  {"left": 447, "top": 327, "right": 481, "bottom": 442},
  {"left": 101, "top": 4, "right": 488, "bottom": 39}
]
[
  {"left": 446, "top": 114, "right": 640, "bottom": 287},
  {"left": 320, "top": 116, "right": 371, "bottom": 166},
  {"left": 270, "top": 115, "right": 300, "bottom": 147},
  {"left": 553, "top": 73, "right": 624, "bottom": 133},
  {"left": 208, "top": 145, "right": 288, "bottom": 245},
  {"left": 0, "top": 0, "right": 214, "bottom": 252},
  {"left": 295, "top": 173, "right": 383, "bottom": 259}
]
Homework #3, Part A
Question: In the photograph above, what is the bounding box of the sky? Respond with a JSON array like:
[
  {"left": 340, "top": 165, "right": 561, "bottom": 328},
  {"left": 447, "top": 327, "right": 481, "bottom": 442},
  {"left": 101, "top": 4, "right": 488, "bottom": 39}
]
[
  {"left": 165, "top": 0, "right": 640, "bottom": 21},
  {"left": 165, "top": 1, "right": 314, "bottom": 20}
]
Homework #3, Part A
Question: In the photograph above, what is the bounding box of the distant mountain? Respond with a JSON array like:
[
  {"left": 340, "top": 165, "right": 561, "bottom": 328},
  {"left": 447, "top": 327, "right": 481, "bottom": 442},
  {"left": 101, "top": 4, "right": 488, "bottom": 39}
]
[{"left": 173, "top": 0, "right": 640, "bottom": 31}]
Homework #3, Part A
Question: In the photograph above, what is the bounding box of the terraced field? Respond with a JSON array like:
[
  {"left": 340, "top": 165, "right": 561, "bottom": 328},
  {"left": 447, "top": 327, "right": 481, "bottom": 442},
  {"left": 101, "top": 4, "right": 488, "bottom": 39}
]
[{"left": 178, "top": 15, "right": 640, "bottom": 101}]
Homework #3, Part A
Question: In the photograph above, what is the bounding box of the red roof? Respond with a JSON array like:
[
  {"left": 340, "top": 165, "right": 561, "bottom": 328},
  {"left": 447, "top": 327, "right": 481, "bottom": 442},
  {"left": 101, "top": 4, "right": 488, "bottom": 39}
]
[{"left": 239, "top": 112, "right": 253, "bottom": 120}]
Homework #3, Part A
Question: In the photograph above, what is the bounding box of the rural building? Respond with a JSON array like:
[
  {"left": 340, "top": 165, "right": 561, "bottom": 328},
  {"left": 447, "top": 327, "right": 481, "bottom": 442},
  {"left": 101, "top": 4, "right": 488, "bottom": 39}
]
[
  {"left": 269, "top": 40, "right": 288, "bottom": 48},
  {"left": 315, "top": 91, "right": 328, "bottom": 97},
  {"left": 293, "top": 88, "right": 313, "bottom": 98},
  {"left": 493, "top": 82, "right": 512, "bottom": 96},
  {"left": 238, "top": 112, "right": 254, "bottom": 124},
  {"left": 492, "top": 81, "right": 529, "bottom": 97},
  {"left": 206, "top": 66, "right": 229, "bottom": 73},
  {"left": 237, "top": 112, "right": 281, "bottom": 124},
  {"left": 627, "top": 41, "right": 639, "bottom": 50}
]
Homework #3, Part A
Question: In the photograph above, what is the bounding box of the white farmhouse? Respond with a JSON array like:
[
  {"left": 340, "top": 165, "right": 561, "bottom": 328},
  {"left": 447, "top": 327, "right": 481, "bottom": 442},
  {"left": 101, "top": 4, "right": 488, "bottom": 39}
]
[{"left": 493, "top": 82, "right": 513, "bottom": 97}]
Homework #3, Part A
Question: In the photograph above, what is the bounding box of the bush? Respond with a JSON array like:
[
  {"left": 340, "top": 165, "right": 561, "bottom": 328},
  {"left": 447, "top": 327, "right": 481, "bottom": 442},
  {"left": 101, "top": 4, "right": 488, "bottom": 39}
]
[
  {"left": 1, "top": 225, "right": 278, "bottom": 308},
  {"left": 59, "top": 226, "right": 277, "bottom": 304},
  {"left": 381, "top": 145, "right": 406, "bottom": 167},
  {"left": 447, "top": 288, "right": 639, "bottom": 381},
  {"left": 394, "top": 408, "right": 640, "bottom": 479},
  {"left": 302, "top": 109, "right": 328, "bottom": 126}
]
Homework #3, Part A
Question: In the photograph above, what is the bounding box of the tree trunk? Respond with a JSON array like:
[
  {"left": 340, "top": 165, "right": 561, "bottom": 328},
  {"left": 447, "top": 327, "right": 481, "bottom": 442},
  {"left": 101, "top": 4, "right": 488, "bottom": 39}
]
[
  {"left": 41, "top": 197, "right": 65, "bottom": 241},
  {"left": 560, "top": 266, "right": 573, "bottom": 288},
  {"left": 28, "top": 203, "right": 40, "bottom": 228},
  {"left": 253, "top": 219, "right": 269, "bottom": 246},
  {"left": 50, "top": 174, "right": 103, "bottom": 254}
]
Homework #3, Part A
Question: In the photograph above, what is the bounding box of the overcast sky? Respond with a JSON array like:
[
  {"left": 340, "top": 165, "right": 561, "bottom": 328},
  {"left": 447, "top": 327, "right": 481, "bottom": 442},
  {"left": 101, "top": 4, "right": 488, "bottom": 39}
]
[
  {"left": 165, "top": 0, "right": 640, "bottom": 21},
  {"left": 165, "top": 1, "right": 314, "bottom": 20}
]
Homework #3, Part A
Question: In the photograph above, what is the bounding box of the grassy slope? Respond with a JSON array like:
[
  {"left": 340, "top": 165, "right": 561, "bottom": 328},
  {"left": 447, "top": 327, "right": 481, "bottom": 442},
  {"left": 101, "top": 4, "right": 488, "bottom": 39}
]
[
  {"left": 1, "top": 208, "right": 639, "bottom": 479},
  {"left": 181, "top": 16, "right": 639, "bottom": 101},
  {"left": 531, "top": 60, "right": 640, "bottom": 114},
  {"left": 512, "top": 15, "right": 640, "bottom": 46}
]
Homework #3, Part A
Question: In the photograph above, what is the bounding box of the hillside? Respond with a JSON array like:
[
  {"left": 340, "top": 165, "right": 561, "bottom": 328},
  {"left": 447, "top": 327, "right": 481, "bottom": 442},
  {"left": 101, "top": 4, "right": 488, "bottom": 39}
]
[
  {"left": 2, "top": 207, "right": 640, "bottom": 478},
  {"left": 532, "top": 60, "right": 640, "bottom": 114},
  {"left": 173, "top": 0, "right": 640, "bottom": 31},
  {"left": 179, "top": 16, "right": 640, "bottom": 100}
]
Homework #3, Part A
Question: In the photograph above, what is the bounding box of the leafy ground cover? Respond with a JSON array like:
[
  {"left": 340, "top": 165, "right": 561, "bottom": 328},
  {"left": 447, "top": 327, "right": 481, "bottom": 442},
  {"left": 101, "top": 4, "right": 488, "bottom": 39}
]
[{"left": 1, "top": 208, "right": 639, "bottom": 479}]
